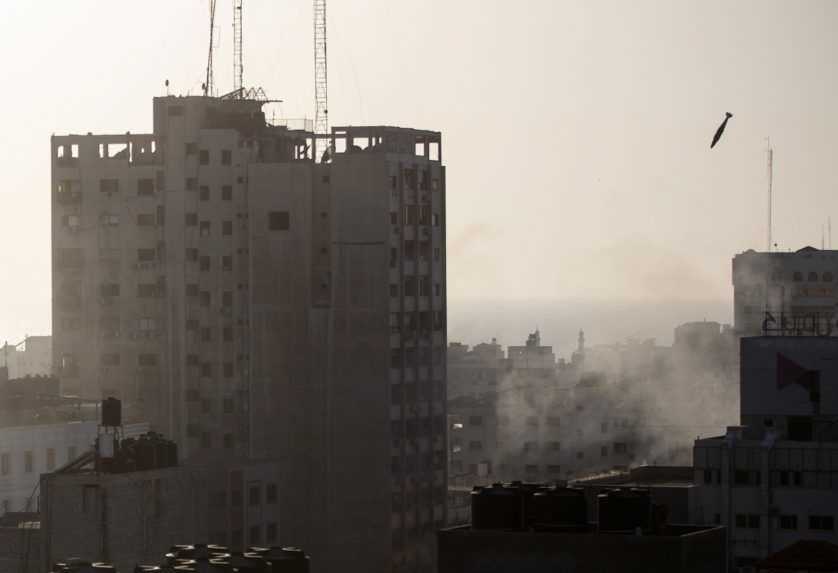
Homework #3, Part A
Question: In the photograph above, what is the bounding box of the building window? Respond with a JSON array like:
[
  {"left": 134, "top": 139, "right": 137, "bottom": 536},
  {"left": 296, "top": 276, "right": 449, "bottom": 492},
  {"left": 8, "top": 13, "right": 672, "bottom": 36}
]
[
  {"left": 224, "top": 362, "right": 234, "bottom": 378},
  {"left": 137, "top": 179, "right": 155, "bottom": 196},
  {"left": 200, "top": 185, "right": 210, "bottom": 201},
  {"left": 266, "top": 522, "right": 277, "bottom": 543},
  {"left": 223, "top": 434, "right": 234, "bottom": 449},
  {"left": 523, "top": 441, "right": 538, "bottom": 453},
  {"left": 24, "top": 452, "right": 33, "bottom": 473},
  {"left": 249, "top": 485, "right": 261, "bottom": 506},
  {"left": 601, "top": 445, "right": 608, "bottom": 457},
  {"left": 222, "top": 150, "right": 232, "bottom": 165},
  {"left": 1, "top": 454, "right": 9, "bottom": 476},
  {"left": 809, "top": 515, "right": 835, "bottom": 531},
  {"left": 468, "top": 441, "right": 482, "bottom": 451},
  {"left": 223, "top": 221, "right": 233, "bottom": 236},
  {"left": 778, "top": 470, "right": 802, "bottom": 487},
  {"left": 469, "top": 415, "right": 483, "bottom": 426},
  {"left": 525, "top": 464, "right": 539, "bottom": 475},
  {"left": 548, "top": 465, "right": 561, "bottom": 474},
  {"left": 186, "top": 178, "right": 198, "bottom": 191},
  {"left": 222, "top": 256, "right": 233, "bottom": 271},
  {"left": 47, "top": 448, "right": 56, "bottom": 470},
  {"left": 200, "top": 256, "right": 211, "bottom": 271},
  {"left": 735, "top": 470, "right": 761, "bottom": 486},
  {"left": 735, "top": 514, "right": 760, "bottom": 529},
  {"left": 824, "top": 272, "right": 834, "bottom": 282},
  {"left": 779, "top": 515, "right": 798, "bottom": 530},
  {"left": 808, "top": 271, "right": 819, "bottom": 282},
  {"left": 268, "top": 211, "right": 290, "bottom": 231},
  {"left": 138, "top": 354, "right": 158, "bottom": 367},
  {"left": 389, "top": 284, "right": 399, "bottom": 298},
  {"left": 199, "top": 150, "right": 209, "bottom": 165},
  {"left": 185, "top": 213, "right": 198, "bottom": 226},
  {"left": 200, "top": 221, "right": 211, "bottom": 237},
  {"left": 793, "top": 271, "right": 803, "bottom": 282},
  {"left": 613, "top": 442, "right": 628, "bottom": 454},
  {"left": 100, "top": 179, "right": 119, "bottom": 194},
  {"left": 223, "top": 326, "right": 233, "bottom": 342},
  {"left": 137, "top": 248, "right": 156, "bottom": 263},
  {"left": 222, "top": 185, "right": 232, "bottom": 201}
]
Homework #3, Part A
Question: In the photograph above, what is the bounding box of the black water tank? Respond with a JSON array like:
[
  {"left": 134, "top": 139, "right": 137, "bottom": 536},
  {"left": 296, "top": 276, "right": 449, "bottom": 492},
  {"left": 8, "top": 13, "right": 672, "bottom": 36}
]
[
  {"left": 530, "top": 487, "right": 587, "bottom": 527},
  {"left": 471, "top": 484, "right": 524, "bottom": 529},
  {"left": 101, "top": 397, "right": 122, "bottom": 427},
  {"left": 598, "top": 489, "right": 651, "bottom": 531}
]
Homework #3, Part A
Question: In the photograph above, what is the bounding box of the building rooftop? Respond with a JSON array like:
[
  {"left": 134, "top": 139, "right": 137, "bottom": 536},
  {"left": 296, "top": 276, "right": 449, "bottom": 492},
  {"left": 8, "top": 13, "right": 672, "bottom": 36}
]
[{"left": 756, "top": 540, "right": 838, "bottom": 572}]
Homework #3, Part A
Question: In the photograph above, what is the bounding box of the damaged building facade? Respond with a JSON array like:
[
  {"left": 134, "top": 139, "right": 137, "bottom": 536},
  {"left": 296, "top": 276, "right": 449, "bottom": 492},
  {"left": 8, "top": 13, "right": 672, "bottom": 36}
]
[{"left": 51, "top": 95, "right": 447, "bottom": 573}]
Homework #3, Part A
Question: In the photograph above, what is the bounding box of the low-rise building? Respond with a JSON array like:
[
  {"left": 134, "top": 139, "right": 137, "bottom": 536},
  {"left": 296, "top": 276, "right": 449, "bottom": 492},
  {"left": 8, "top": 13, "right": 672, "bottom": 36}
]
[
  {"left": 438, "top": 482, "right": 726, "bottom": 573},
  {"left": 693, "top": 336, "right": 838, "bottom": 571},
  {"left": 40, "top": 451, "right": 281, "bottom": 573},
  {"left": 0, "top": 337, "right": 51, "bottom": 381}
]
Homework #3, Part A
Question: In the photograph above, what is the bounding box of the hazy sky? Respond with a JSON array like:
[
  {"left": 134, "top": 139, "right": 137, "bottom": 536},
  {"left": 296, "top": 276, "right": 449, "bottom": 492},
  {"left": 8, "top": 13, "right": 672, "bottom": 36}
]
[{"left": 2, "top": 0, "right": 837, "bottom": 354}]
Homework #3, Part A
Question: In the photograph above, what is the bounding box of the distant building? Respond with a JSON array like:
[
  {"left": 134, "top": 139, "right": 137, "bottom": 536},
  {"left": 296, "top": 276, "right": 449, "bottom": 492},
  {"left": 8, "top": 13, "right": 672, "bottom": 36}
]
[
  {"left": 732, "top": 246, "right": 838, "bottom": 336},
  {"left": 447, "top": 340, "right": 505, "bottom": 399},
  {"left": 507, "top": 330, "right": 556, "bottom": 373},
  {"left": 40, "top": 452, "right": 280, "bottom": 573},
  {"left": 694, "top": 336, "right": 838, "bottom": 571},
  {"left": 0, "top": 337, "right": 51, "bottom": 380},
  {"left": 438, "top": 482, "right": 726, "bottom": 573}
]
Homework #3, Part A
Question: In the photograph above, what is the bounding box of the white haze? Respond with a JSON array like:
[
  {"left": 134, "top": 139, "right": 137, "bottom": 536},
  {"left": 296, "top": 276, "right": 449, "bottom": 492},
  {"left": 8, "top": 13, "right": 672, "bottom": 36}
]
[{"left": 2, "top": 1, "right": 838, "bottom": 343}]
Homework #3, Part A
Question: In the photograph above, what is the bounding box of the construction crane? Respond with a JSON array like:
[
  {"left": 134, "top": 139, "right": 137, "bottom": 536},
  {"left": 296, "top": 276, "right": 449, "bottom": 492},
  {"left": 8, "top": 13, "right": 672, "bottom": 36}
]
[
  {"left": 204, "top": 0, "right": 218, "bottom": 96},
  {"left": 314, "top": 0, "right": 328, "bottom": 157},
  {"left": 233, "top": 0, "right": 244, "bottom": 97}
]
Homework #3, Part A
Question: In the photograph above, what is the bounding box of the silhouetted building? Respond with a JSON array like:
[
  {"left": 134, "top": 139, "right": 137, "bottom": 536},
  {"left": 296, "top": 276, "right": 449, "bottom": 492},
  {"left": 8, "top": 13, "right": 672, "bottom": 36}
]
[
  {"left": 0, "top": 337, "right": 51, "bottom": 380},
  {"left": 438, "top": 482, "right": 726, "bottom": 573},
  {"left": 51, "top": 94, "right": 447, "bottom": 573}
]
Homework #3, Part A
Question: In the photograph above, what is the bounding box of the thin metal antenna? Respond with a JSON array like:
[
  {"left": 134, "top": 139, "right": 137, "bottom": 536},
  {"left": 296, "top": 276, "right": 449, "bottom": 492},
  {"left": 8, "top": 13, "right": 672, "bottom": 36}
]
[
  {"left": 767, "top": 138, "right": 774, "bottom": 252},
  {"left": 829, "top": 217, "right": 833, "bottom": 249},
  {"left": 233, "top": 0, "right": 243, "bottom": 96},
  {"left": 314, "top": 0, "right": 329, "bottom": 157},
  {"left": 205, "top": 0, "right": 218, "bottom": 96}
]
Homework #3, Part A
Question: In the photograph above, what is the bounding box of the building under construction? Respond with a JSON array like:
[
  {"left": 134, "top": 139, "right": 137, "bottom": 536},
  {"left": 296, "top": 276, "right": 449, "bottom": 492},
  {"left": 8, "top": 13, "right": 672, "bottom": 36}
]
[{"left": 51, "top": 91, "right": 447, "bottom": 573}]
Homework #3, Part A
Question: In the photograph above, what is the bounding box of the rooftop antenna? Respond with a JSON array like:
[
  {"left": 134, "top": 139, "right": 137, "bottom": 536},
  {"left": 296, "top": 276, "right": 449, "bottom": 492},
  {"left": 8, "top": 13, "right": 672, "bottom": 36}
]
[
  {"left": 314, "top": 0, "right": 329, "bottom": 158},
  {"left": 204, "top": 0, "right": 218, "bottom": 97},
  {"left": 767, "top": 138, "right": 774, "bottom": 253},
  {"left": 233, "top": 0, "right": 243, "bottom": 97},
  {"left": 830, "top": 217, "right": 833, "bottom": 249}
]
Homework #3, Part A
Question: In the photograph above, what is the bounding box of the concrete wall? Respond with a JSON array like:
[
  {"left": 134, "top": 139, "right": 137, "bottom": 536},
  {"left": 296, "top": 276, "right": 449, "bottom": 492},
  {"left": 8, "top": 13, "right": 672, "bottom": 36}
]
[
  {"left": 40, "top": 460, "right": 280, "bottom": 573},
  {"left": 437, "top": 526, "right": 726, "bottom": 573}
]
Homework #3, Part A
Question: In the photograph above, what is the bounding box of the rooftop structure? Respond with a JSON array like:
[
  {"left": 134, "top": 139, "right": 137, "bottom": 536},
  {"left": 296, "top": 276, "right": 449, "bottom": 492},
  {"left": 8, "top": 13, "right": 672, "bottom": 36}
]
[{"left": 437, "top": 481, "right": 726, "bottom": 573}]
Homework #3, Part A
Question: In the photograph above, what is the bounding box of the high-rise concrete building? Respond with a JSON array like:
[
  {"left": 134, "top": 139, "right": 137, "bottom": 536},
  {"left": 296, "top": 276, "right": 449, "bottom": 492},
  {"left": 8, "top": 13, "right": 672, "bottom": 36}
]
[
  {"left": 51, "top": 95, "right": 447, "bottom": 573},
  {"left": 732, "top": 246, "right": 838, "bottom": 336}
]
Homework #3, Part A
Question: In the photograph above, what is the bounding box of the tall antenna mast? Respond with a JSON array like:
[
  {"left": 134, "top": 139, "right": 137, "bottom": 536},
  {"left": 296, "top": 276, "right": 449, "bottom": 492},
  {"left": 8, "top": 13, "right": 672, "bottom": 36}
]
[
  {"left": 767, "top": 138, "right": 774, "bottom": 252},
  {"left": 314, "top": 0, "right": 329, "bottom": 156},
  {"left": 204, "top": 0, "right": 218, "bottom": 96},
  {"left": 233, "top": 0, "right": 244, "bottom": 96}
]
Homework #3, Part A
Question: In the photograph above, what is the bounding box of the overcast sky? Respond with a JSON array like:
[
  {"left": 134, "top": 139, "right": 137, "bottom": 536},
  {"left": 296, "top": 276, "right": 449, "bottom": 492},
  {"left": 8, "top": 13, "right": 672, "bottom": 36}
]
[{"left": 1, "top": 0, "right": 836, "bottom": 354}]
